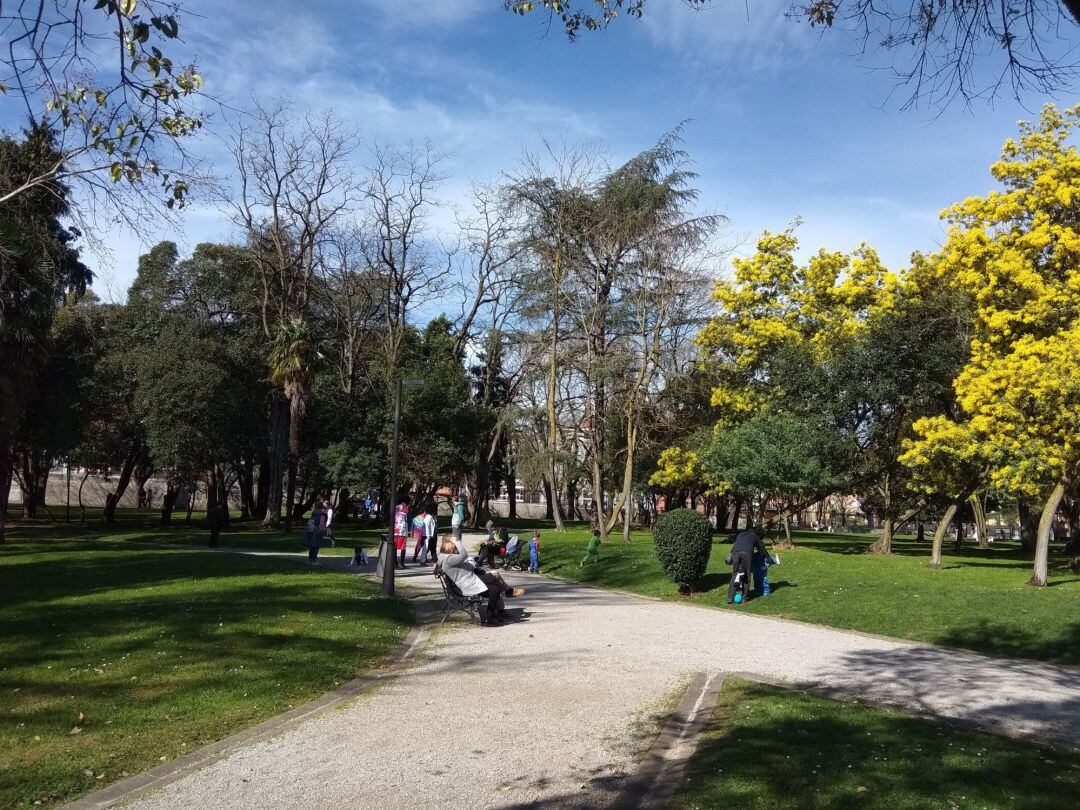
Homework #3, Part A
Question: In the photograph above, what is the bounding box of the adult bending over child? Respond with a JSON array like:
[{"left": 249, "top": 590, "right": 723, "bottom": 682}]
[
  {"left": 727, "top": 528, "right": 770, "bottom": 603},
  {"left": 438, "top": 536, "right": 525, "bottom": 624}
]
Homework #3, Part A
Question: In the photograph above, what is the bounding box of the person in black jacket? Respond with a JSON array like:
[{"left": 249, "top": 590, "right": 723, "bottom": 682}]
[{"left": 727, "top": 530, "right": 767, "bottom": 603}]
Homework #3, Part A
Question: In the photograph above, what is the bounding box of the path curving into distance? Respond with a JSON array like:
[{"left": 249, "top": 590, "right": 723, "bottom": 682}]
[{"left": 87, "top": 543, "right": 1080, "bottom": 810}]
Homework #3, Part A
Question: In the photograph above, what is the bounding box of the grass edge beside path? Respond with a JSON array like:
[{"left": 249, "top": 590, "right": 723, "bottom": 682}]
[
  {"left": 503, "top": 522, "right": 1080, "bottom": 668},
  {"left": 0, "top": 535, "right": 415, "bottom": 809},
  {"left": 671, "top": 678, "right": 1080, "bottom": 810}
]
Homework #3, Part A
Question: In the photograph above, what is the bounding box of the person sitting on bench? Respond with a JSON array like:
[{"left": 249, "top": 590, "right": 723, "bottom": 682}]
[{"left": 438, "top": 537, "right": 524, "bottom": 623}]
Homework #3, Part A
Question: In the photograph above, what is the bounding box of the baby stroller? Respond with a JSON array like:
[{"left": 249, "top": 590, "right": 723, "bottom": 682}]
[{"left": 501, "top": 535, "right": 527, "bottom": 571}]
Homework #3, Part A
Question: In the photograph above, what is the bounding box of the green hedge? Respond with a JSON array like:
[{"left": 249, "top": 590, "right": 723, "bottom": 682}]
[{"left": 653, "top": 508, "right": 713, "bottom": 590}]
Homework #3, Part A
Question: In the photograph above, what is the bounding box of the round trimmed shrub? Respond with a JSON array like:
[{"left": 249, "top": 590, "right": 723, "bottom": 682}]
[{"left": 653, "top": 508, "right": 713, "bottom": 591}]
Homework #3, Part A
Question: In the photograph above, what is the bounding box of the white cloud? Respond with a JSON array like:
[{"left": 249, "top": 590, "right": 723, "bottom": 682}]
[{"left": 636, "top": 0, "right": 821, "bottom": 73}]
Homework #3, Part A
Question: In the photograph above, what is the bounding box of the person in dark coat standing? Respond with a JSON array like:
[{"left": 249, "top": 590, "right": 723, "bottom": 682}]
[
  {"left": 207, "top": 503, "right": 226, "bottom": 548},
  {"left": 727, "top": 529, "right": 768, "bottom": 603},
  {"left": 308, "top": 503, "right": 328, "bottom": 566}
]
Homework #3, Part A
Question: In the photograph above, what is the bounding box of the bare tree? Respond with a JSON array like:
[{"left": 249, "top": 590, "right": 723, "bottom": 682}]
[
  {"left": 360, "top": 140, "right": 449, "bottom": 386},
  {"left": 451, "top": 182, "right": 523, "bottom": 359},
  {"left": 227, "top": 99, "right": 361, "bottom": 527},
  {"left": 506, "top": 142, "right": 604, "bottom": 530},
  {"left": 315, "top": 228, "right": 382, "bottom": 397}
]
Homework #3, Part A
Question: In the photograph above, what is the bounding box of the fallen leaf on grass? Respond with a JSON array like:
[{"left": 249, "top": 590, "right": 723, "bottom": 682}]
[{"left": 69, "top": 726, "right": 83, "bottom": 735}]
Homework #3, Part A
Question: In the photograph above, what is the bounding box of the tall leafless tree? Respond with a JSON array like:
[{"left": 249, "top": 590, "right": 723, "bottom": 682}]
[{"left": 227, "top": 100, "right": 360, "bottom": 527}]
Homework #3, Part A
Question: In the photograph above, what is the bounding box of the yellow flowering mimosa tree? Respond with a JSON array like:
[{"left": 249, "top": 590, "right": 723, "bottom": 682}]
[{"left": 923, "top": 104, "right": 1080, "bottom": 586}]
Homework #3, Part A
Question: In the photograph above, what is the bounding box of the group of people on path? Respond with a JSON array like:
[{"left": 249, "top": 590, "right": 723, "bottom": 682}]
[
  {"left": 477, "top": 521, "right": 542, "bottom": 572},
  {"left": 392, "top": 497, "right": 439, "bottom": 568}
]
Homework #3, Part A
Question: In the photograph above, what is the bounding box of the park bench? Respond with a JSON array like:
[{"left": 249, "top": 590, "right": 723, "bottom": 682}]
[{"left": 433, "top": 564, "right": 486, "bottom": 625}]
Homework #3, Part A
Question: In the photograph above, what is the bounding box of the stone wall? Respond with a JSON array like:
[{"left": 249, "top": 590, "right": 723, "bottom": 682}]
[{"left": 6, "top": 472, "right": 210, "bottom": 511}]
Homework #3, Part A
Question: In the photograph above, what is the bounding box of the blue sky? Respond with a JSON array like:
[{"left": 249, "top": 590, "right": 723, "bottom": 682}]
[{"left": 44, "top": 1, "right": 1069, "bottom": 298}]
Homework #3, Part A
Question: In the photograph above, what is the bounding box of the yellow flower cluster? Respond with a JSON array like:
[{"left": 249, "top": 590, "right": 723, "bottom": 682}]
[{"left": 903, "top": 104, "right": 1080, "bottom": 499}]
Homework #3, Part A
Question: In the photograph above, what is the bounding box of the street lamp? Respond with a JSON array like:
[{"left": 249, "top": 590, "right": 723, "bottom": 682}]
[{"left": 381, "top": 377, "right": 425, "bottom": 597}]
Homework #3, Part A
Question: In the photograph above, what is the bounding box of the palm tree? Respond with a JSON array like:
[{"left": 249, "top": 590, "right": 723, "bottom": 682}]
[{"left": 267, "top": 316, "right": 322, "bottom": 529}]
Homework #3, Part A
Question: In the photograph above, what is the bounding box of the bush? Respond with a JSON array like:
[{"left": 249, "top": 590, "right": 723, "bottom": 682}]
[{"left": 653, "top": 508, "right": 713, "bottom": 591}]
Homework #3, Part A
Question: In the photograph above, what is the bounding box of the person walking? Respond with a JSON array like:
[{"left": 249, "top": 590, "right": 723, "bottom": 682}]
[
  {"left": 580, "top": 529, "right": 601, "bottom": 567},
  {"left": 423, "top": 508, "right": 438, "bottom": 564},
  {"left": 451, "top": 496, "right": 467, "bottom": 546},
  {"left": 308, "top": 502, "right": 328, "bottom": 566},
  {"left": 410, "top": 511, "right": 427, "bottom": 563},
  {"left": 324, "top": 499, "right": 336, "bottom": 547},
  {"left": 529, "top": 530, "right": 541, "bottom": 573},
  {"left": 393, "top": 497, "right": 410, "bottom": 569}
]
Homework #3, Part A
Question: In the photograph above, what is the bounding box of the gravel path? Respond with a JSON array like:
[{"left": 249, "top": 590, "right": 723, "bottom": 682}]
[{"left": 124, "top": 545, "right": 1080, "bottom": 809}]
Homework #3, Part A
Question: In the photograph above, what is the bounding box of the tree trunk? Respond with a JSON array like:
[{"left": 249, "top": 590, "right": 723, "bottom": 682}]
[
  {"left": 134, "top": 467, "right": 151, "bottom": 510},
  {"left": 1030, "top": 477, "right": 1067, "bottom": 587},
  {"left": 755, "top": 497, "right": 767, "bottom": 532},
  {"left": 621, "top": 489, "right": 632, "bottom": 542},
  {"left": 255, "top": 456, "right": 270, "bottom": 521},
  {"left": 468, "top": 457, "right": 491, "bottom": 529},
  {"left": 185, "top": 482, "right": 196, "bottom": 522},
  {"left": 507, "top": 466, "right": 517, "bottom": 519},
  {"left": 953, "top": 518, "right": 965, "bottom": 553},
  {"left": 916, "top": 522, "right": 925, "bottom": 543},
  {"left": 284, "top": 458, "right": 298, "bottom": 531},
  {"left": 206, "top": 468, "right": 220, "bottom": 510},
  {"left": 608, "top": 423, "right": 637, "bottom": 536},
  {"left": 715, "top": 494, "right": 730, "bottom": 531},
  {"left": 0, "top": 442, "right": 11, "bottom": 544},
  {"left": 566, "top": 479, "right": 579, "bottom": 522},
  {"left": 19, "top": 450, "right": 48, "bottom": 519},
  {"left": 591, "top": 453, "right": 609, "bottom": 539},
  {"left": 869, "top": 519, "right": 894, "bottom": 554},
  {"left": 542, "top": 475, "right": 555, "bottom": 521},
  {"left": 335, "top": 487, "right": 350, "bottom": 521},
  {"left": 1018, "top": 498, "right": 1038, "bottom": 553},
  {"left": 238, "top": 459, "right": 255, "bottom": 521},
  {"left": 971, "top": 494, "right": 989, "bottom": 549},
  {"left": 103, "top": 451, "right": 139, "bottom": 524},
  {"left": 929, "top": 505, "right": 956, "bottom": 567},
  {"left": 77, "top": 470, "right": 90, "bottom": 522},
  {"left": 929, "top": 498, "right": 965, "bottom": 568},
  {"left": 867, "top": 477, "right": 892, "bottom": 554},
  {"left": 263, "top": 393, "right": 288, "bottom": 528},
  {"left": 780, "top": 510, "right": 793, "bottom": 547},
  {"left": 291, "top": 489, "right": 318, "bottom": 521},
  {"left": 729, "top": 498, "right": 742, "bottom": 531},
  {"left": 161, "top": 483, "right": 179, "bottom": 525}
]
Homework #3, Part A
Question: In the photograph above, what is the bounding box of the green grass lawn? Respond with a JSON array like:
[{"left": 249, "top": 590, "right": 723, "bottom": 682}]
[
  {"left": 672, "top": 679, "right": 1080, "bottom": 809},
  {"left": 503, "top": 520, "right": 1080, "bottom": 667},
  {"left": 0, "top": 528, "right": 413, "bottom": 808},
  {"left": 3, "top": 506, "right": 394, "bottom": 556}
]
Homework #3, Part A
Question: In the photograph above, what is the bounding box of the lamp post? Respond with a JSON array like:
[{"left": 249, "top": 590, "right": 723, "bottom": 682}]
[{"left": 382, "top": 377, "right": 424, "bottom": 597}]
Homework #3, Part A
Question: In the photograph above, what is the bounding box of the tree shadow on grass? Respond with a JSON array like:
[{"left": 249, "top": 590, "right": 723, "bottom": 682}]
[
  {"left": 0, "top": 543, "right": 412, "bottom": 807},
  {"left": 674, "top": 680, "right": 1080, "bottom": 810},
  {"left": 695, "top": 571, "right": 731, "bottom": 594},
  {"left": 934, "top": 618, "right": 1080, "bottom": 668}
]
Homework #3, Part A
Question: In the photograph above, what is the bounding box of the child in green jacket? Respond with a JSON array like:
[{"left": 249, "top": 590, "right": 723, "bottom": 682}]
[{"left": 580, "top": 528, "right": 601, "bottom": 567}]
